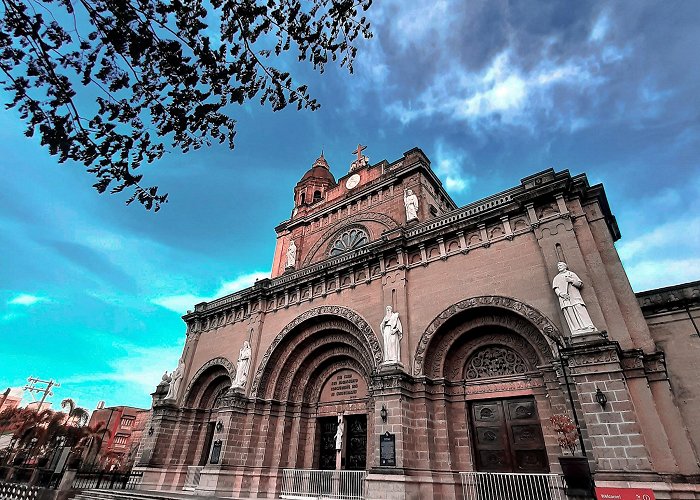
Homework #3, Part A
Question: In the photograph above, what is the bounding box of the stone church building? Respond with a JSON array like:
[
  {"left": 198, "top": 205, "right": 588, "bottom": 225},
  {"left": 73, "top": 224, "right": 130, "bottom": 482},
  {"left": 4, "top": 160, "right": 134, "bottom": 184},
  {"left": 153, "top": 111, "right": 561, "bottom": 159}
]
[{"left": 135, "top": 147, "right": 700, "bottom": 499}]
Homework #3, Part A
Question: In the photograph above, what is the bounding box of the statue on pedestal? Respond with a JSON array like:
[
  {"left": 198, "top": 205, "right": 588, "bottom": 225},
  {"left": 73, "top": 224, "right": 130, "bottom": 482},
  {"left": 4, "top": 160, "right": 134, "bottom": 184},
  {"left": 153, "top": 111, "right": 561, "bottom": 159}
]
[
  {"left": 165, "top": 358, "right": 185, "bottom": 401},
  {"left": 552, "top": 262, "right": 597, "bottom": 335},
  {"left": 381, "top": 306, "right": 403, "bottom": 364},
  {"left": 232, "top": 340, "right": 252, "bottom": 389},
  {"left": 404, "top": 189, "right": 419, "bottom": 222},
  {"left": 286, "top": 239, "right": 297, "bottom": 269}
]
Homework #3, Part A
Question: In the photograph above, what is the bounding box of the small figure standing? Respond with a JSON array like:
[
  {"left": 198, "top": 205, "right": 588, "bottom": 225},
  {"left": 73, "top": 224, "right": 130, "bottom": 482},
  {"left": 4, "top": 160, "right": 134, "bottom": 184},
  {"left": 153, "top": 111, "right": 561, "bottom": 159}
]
[
  {"left": 404, "top": 189, "right": 419, "bottom": 222},
  {"left": 552, "top": 262, "right": 597, "bottom": 335},
  {"left": 232, "top": 340, "right": 252, "bottom": 389},
  {"left": 335, "top": 415, "right": 344, "bottom": 451},
  {"left": 286, "top": 239, "right": 297, "bottom": 269},
  {"left": 381, "top": 305, "right": 403, "bottom": 364},
  {"left": 166, "top": 358, "right": 185, "bottom": 401}
]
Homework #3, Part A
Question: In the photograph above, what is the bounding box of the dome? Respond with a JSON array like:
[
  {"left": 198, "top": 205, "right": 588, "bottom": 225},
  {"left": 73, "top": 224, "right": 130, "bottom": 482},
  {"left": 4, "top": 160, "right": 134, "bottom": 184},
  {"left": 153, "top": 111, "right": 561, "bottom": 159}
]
[{"left": 299, "top": 153, "right": 336, "bottom": 184}]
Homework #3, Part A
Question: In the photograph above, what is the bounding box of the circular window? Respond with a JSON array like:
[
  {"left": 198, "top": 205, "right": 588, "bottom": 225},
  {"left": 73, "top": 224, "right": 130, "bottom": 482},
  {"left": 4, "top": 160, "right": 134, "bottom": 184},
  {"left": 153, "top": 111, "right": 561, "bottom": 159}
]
[{"left": 329, "top": 228, "right": 369, "bottom": 256}]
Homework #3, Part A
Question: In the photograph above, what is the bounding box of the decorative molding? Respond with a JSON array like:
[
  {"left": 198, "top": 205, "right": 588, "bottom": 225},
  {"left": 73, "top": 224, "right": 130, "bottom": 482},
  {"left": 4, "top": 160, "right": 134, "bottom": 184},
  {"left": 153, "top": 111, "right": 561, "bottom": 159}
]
[
  {"left": 464, "top": 345, "right": 529, "bottom": 380},
  {"left": 414, "top": 295, "right": 562, "bottom": 376},
  {"left": 251, "top": 306, "right": 382, "bottom": 396},
  {"left": 182, "top": 356, "right": 234, "bottom": 403},
  {"left": 464, "top": 378, "right": 544, "bottom": 396},
  {"left": 437, "top": 318, "right": 544, "bottom": 380}
]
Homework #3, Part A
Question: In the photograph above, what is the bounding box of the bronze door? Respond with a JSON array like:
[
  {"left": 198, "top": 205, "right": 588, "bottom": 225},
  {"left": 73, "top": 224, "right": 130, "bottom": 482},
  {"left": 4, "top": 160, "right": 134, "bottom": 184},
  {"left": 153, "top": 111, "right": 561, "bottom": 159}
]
[
  {"left": 345, "top": 415, "right": 367, "bottom": 470},
  {"left": 470, "top": 397, "right": 549, "bottom": 473},
  {"left": 318, "top": 417, "right": 338, "bottom": 470}
]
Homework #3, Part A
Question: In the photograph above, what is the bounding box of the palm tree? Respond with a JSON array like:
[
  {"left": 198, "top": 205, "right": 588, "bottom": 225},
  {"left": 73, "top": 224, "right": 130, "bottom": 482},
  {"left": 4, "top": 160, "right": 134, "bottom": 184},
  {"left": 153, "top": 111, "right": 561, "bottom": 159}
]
[
  {"left": 78, "top": 422, "right": 111, "bottom": 469},
  {"left": 61, "top": 398, "right": 90, "bottom": 427}
]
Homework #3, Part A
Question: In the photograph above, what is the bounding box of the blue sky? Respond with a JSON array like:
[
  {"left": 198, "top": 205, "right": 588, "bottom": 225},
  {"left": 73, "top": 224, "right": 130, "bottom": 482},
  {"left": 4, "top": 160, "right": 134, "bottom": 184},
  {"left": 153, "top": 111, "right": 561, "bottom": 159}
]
[{"left": 2, "top": 1, "right": 699, "bottom": 411}]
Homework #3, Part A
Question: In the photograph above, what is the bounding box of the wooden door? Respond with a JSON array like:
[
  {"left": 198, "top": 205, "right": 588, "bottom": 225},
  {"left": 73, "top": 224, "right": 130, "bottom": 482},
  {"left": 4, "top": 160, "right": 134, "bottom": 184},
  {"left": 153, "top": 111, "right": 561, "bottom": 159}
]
[
  {"left": 345, "top": 415, "right": 367, "bottom": 470},
  {"left": 318, "top": 417, "right": 338, "bottom": 470},
  {"left": 470, "top": 397, "right": 549, "bottom": 473}
]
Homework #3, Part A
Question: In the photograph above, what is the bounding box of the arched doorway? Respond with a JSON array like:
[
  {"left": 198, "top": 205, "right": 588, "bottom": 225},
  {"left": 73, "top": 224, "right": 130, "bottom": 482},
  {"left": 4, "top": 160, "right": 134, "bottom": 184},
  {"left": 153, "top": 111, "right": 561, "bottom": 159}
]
[
  {"left": 181, "top": 361, "right": 232, "bottom": 467},
  {"left": 416, "top": 297, "right": 562, "bottom": 475},
  {"left": 252, "top": 306, "right": 381, "bottom": 472}
]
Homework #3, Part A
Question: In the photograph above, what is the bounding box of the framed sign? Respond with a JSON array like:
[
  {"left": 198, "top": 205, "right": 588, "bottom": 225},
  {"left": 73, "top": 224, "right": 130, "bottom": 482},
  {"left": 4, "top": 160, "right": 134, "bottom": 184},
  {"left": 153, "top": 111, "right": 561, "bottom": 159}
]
[
  {"left": 595, "top": 487, "right": 655, "bottom": 500},
  {"left": 380, "top": 432, "right": 396, "bottom": 467},
  {"left": 210, "top": 440, "right": 222, "bottom": 464}
]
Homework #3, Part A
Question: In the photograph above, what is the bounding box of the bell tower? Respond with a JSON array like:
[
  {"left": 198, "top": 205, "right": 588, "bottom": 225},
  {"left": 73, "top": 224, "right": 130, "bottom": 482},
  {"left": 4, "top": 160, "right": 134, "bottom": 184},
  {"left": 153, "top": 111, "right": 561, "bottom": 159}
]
[{"left": 293, "top": 153, "right": 337, "bottom": 211}]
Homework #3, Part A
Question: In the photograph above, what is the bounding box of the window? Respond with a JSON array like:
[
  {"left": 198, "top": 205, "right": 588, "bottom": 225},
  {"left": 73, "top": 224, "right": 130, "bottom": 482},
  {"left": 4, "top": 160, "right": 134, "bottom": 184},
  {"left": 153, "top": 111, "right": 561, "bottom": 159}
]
[
  {"left": 300, "top": 192, "right": 305, "bottom": 204},
  {"left": 313, "top": 190, "right": 322, "bottom": 202},
  {"left": 114, "top": 434, "right": 128, "bottom": 447},
  {"left": 120, "top": 417, "right": 134, "bottom": 428},
  {"left": 329, "top": 228, "right": 369, "bottom": 256}
]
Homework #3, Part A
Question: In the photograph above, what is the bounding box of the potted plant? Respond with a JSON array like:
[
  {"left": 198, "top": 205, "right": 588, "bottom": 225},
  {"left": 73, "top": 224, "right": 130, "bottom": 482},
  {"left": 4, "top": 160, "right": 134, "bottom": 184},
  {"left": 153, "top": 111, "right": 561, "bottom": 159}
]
[{"left": 550, "top": 414, "right": 593, "bottom": 497}]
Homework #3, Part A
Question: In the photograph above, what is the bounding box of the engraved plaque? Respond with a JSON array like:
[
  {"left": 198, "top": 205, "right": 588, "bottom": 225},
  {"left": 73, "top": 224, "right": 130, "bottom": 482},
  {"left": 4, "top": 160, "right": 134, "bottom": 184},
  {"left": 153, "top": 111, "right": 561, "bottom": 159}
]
[{"left": 380, "top": 432, "right": 396, "bottom": 466}]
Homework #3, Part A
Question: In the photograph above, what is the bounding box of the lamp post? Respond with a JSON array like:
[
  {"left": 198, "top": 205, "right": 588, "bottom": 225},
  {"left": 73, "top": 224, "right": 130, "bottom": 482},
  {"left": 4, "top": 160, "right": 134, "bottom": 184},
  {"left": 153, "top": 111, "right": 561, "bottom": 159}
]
[{"left": 555, "top": 338, "right": 587, "bottom": 457}]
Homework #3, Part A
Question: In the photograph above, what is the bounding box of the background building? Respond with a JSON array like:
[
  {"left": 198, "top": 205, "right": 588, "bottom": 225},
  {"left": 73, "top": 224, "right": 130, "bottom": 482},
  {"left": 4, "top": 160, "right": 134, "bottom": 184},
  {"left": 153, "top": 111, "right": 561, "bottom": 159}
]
[
  {"left": 88, "top": 404, "right": 149, "bottom": 471},
  {"left": 135, "top": 147, "right": 700, "bottom": 499}
]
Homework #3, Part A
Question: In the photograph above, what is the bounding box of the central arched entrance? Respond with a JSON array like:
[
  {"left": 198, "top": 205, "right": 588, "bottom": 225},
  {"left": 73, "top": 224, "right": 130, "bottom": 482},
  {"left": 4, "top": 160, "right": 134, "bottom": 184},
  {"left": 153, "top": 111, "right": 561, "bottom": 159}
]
[{"left": 252, "top": 306, "right": 381, "bottom": 472}]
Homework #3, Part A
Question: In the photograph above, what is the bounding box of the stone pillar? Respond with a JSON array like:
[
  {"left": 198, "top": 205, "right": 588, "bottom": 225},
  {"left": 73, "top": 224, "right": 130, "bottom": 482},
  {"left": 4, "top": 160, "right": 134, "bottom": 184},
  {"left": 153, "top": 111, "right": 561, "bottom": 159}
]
[
  {"left": 366, "top": 370, "right": 411, "bottom": 500},
  {"left": 562, "top": 341, "right": 657, "bottom": 474}
]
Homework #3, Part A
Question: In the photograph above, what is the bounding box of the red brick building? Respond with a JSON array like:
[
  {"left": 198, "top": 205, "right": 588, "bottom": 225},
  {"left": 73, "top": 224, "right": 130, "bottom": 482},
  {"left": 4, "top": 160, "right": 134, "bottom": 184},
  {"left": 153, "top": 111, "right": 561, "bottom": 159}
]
[
  {"left": 135, "top": 147, "right": 700, "bottom": 498},
  {"left": 89, "top": 405, "right": 148, "bottom": 471}
]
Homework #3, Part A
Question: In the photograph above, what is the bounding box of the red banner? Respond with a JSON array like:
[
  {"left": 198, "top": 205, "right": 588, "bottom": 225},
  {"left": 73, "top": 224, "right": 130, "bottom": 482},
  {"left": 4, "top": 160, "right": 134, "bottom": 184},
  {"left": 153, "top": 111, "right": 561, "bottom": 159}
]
[{"left": 595, "top": 487, "right": 655, "bottom": 500}]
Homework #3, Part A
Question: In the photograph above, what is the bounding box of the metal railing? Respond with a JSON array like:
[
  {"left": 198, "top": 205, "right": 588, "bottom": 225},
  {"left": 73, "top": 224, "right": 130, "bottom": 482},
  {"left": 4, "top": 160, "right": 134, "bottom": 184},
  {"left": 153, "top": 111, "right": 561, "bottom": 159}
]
[
  {"left": 460, "top": 471, "right": 565, "bottom": 500},
  {"left": 72, "top": 470, "right": 142, "bottom": 490},
  {"left": 281, "top": 469, "right": 366, "bottom": 500},
  {"left": 182, "top": 465, "right": 203, "bottom": 491}
]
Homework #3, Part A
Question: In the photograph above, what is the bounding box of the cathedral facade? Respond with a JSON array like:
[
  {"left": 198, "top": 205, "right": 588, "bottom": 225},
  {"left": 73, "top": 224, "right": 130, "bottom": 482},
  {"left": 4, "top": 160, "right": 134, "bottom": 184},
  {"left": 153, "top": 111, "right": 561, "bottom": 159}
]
[{"left": 135, "top": 147, "right": 700, "bottom": 499}]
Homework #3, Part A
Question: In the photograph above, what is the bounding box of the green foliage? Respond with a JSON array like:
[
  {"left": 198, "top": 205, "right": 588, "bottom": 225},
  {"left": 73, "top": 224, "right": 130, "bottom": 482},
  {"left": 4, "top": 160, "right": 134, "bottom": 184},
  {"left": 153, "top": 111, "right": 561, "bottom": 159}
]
[{"left": 0, "top": 0, "right": 372, "bottom": 210}]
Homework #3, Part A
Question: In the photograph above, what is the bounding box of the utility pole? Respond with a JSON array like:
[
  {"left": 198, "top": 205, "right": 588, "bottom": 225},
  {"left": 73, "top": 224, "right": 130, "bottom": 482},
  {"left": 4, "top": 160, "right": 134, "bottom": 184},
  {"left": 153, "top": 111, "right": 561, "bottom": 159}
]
[{"left": 23, "top": 376, "right": 60, "bottom": 411}]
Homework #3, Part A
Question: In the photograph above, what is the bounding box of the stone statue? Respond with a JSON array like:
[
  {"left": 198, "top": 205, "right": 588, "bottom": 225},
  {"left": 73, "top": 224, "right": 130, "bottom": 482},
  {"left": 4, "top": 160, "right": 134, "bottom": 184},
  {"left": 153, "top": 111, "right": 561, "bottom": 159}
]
[
  {"left": 232, "top": 340, "right": 252, "bottom": 389},
  {"left": 286, "top": 239, "right": 297, "bottom": 269},
  {"left": 552, "top": 262, "right": 597, "bottom": 335},
  {"left": 335, "top": 415, "right": 344, "bottom": 451},
  {"left": 166, "top": 358, "right": 185, "bottom": 401},
  {"left": 404, "top": 189, "right": 419, "bottom": 222},
  {"left": 380, "top": 305, "right": 403, "bottom": 364}
]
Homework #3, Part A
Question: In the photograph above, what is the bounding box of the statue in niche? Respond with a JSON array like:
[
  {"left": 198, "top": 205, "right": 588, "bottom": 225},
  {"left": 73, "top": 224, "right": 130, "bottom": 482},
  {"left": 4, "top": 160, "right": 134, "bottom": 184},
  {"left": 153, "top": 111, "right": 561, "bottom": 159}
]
[
  {"left": 232, "top": 340, "right": 252, "bottom": 389},
  {"left": 380, "top": 305, "right": 403, "bottom": 364},
  {"left": 552, "top": 262, "right": 597, "bottom": 335},
  {"left": 404, "top": 189, "right": 419, "bottom": 221},
  {"left": 165, "top": 358, "right": 185, "bottom": 401},
  {"left": 286, "top": 239, "right": 297, "bottom": 269},
  {"left": 335, "top": 415, "right": 344, "bottom": 451}
]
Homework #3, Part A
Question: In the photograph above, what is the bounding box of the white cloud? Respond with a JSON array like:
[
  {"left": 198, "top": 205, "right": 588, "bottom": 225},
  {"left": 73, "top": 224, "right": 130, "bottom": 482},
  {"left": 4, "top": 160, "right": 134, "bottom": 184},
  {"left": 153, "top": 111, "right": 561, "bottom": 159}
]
[
  {"left": 392, "top": 1, "right": 450, "bottom": 50},
  {"left": 618, "top": 217, "right": 700, "bottom": 261},
  {"left": 385, "top": 50, "right": 603, "bottom": 129},
  {"left": 61, "top": 343, "right": 185, "bottom": 404},
  {"left": 8, "top": 293, "right": 47, "bottom": 306},
  {"left": 626, "top": 258, "right": 700, "bottom": 292},
  {"left": 151, "top": 271, "right": 270, "bottom": 314},
  {"left": 433, "top": 142, "right": 475, "bottom": 195},
  {"left": 590, "top": 12, "right": 611, "bottom": 43}
]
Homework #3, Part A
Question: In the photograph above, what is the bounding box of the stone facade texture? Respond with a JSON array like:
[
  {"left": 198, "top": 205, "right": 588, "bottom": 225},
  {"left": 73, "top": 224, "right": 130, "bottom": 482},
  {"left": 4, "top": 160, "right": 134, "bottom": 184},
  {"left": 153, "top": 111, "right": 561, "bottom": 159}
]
[{"left": 134, "top": 148, "right": 700, "bottom": 499}]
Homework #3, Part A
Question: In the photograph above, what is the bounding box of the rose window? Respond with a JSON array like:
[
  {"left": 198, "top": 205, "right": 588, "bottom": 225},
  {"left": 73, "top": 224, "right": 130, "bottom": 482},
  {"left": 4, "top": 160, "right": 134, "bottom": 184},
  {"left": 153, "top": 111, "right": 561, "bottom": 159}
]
[{"left": 329, "top": 228, "right": 369, "bottom": 256}]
